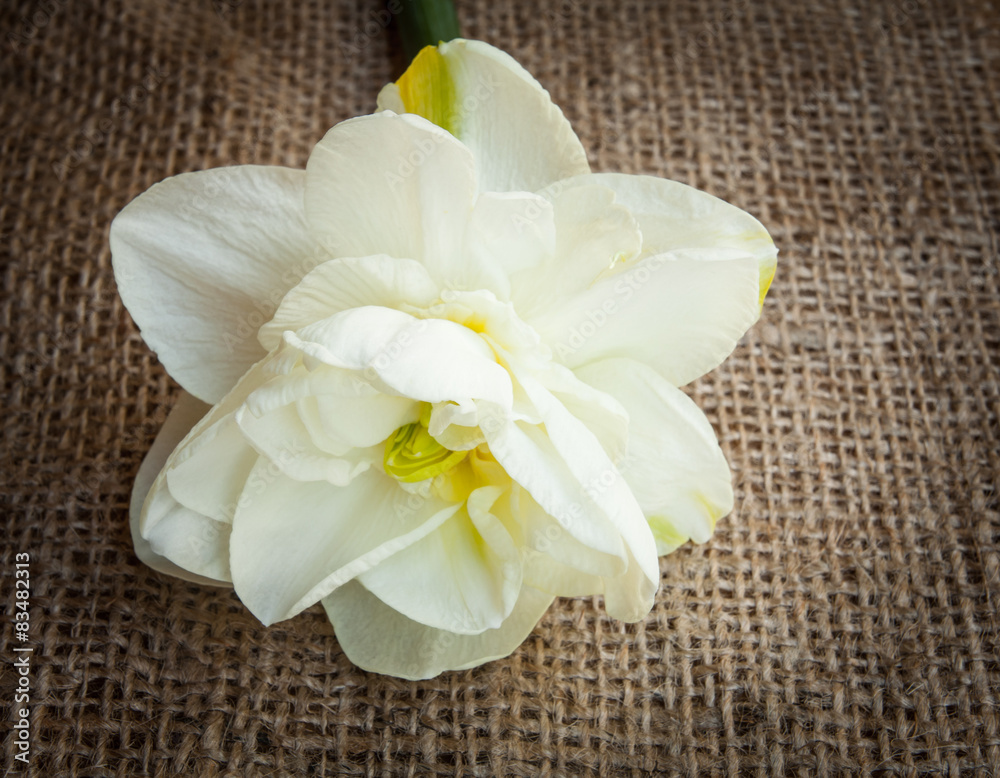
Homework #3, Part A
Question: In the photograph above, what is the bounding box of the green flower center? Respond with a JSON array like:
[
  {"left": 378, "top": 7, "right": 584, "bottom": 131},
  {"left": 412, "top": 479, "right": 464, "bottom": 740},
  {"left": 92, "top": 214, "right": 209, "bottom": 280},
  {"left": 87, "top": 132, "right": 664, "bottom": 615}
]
[{"left": 383, "top": 416, "right": 468, "bottom": 484}]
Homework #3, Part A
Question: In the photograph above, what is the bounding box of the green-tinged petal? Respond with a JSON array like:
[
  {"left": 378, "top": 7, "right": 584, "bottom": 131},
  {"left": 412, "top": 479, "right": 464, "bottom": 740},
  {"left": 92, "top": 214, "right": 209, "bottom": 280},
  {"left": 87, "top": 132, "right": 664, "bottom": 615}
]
[
  {"left": 575, "top": 358, "right": 734, "bottom": 554},
  {"left": 357, "top": 487, "right": 521, "bottom": 634},
  {"left": 383, "top": 421, "right": 468, "bottom": 483},
  {"left": 559, "top": 173, "right": 778, "bottom": 308},
  {"left": 529, "top": 247, "right": 761, "bottom": 388},
  {"left": 377, "top": 39, "right": 590, "bottom": 193},
  {"left": 110, "top": 166, "right": 330, "bottom": 404},
  {"left": 324, "top": 579, "right": 554, "bottom": 680},
  {"left": 230, "top": 463, "right": 462, "bottom": 626},
  {"left": 395, "top": 45, "right": 459, "bottom": 136}
]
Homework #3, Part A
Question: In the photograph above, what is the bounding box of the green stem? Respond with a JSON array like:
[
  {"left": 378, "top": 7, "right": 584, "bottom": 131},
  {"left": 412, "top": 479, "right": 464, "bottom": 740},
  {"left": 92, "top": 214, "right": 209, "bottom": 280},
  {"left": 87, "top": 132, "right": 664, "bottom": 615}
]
[{"left": 396, "top": 0, "right": 460, "bottom": 62}]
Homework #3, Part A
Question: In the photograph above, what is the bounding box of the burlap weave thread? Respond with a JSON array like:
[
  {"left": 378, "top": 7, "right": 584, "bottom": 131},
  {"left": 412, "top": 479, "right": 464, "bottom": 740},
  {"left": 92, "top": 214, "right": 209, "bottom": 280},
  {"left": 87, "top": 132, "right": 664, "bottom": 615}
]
[{"left": 1, "top": 0, "right": 998, "bottom": 775}]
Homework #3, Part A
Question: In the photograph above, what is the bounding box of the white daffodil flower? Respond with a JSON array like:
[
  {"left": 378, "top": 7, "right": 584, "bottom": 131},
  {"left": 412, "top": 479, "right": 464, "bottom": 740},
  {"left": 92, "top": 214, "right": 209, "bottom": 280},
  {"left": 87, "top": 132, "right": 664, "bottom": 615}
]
[{"left": 111, "top": 39, "right": 776, "bottom": 680}]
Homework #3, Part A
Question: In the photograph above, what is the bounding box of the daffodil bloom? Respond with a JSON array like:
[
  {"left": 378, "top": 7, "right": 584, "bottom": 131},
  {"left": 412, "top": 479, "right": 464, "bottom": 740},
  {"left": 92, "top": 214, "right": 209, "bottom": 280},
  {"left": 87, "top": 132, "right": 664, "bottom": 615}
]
[{"left": 112, "top": 39, "right": 776, "bottom": 679}]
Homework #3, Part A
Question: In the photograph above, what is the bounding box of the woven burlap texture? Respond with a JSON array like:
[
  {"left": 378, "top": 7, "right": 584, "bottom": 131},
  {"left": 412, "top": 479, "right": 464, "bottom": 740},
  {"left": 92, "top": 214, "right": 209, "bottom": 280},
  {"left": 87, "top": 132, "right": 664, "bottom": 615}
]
[{"left": 2, "top": 0, "right": 998, "bottom": 775}]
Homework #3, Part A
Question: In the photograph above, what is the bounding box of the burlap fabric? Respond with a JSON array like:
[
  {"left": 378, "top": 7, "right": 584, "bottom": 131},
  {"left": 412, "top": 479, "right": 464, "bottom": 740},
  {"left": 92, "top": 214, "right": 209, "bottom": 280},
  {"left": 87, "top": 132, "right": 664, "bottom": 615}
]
[{"left": 2, "top": 0, "right": 998, "bottom": 775}]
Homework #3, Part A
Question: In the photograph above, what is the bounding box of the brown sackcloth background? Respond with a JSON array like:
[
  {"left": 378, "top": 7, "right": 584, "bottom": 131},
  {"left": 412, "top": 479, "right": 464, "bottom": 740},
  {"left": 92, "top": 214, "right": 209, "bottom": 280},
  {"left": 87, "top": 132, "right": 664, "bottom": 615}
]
[{"left": 2, "top": 0, "right": 999, "bottom": 775}]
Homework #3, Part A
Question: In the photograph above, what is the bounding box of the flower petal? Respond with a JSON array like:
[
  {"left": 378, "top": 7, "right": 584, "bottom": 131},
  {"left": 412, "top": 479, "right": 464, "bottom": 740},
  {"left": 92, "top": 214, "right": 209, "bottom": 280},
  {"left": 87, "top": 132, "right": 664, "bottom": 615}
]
[
  {"left": 576, "top": 358, "right": 734, "bottom": 553},
  {"left": 497, "top": 361, "right": 660, "bottom": 621},
  {"left": 530, "top": 247, "right": 761, "bottom": 388},
  {"left": 227, "top": 345, "right": 419, "bottom": 482},
  {"left": 323, "top": 579, "right": 554, "bottom": 680},
  {"left": 289, "top": 306, "right": 513, "bottom": 408},
  {"left": 110, "top": 166, "right": 329, "bottom": 403},
  {"left": 510, "top": 182, "right": 642, "bottom": 320},
  {"left": 563, "top": 173, "right": 778, "bottom": 308},
  {"left": 377, "top": 39, "right": 590, "bottom": 193},
  {"left": 513, "top": 485, "right": 626, "bottom": 580},
  {"left": 357, "top": 486, "right": 521, "bottom": 634},
  {"left": 129, "top": 392, "right": 231, "bottom": 587},
  {"left": 518, "top": 524, "right": 654, "bottom": 623},
  {"left": 141, "top": 500, "right": 234, "bottom": 583},
  {"left": 485, "top": 418, "right": 625, "bottom": 560},
  {"left": 240, "top": 359, "right": 419, "bottom": 457},
  {"left": 532, "top": 361, "right": 630, "bottom": 463},
  {"left": 304, "top": 112, "right": 480, "bottom": 289},
  {"left": 137, "top": 356, "right": 292, "bottom": 581},
  {"left": 307, "top": 394, "right": 419, "bottom": 452},
  {"left": 258, "top": 256, "right": 440, "bottom": 352},
  {"left": 233, "top": 402, "right": 377, "bottom": 485},
  {"left": 463, "top": 192, "right": 557, "bottom": 299},
  {"left": 165, "top": 416, "right": 259, "bottom": 521},
  {"left": 141, "top": 358, "right": 279, "bottom": 538},
  {"left": 229, "top": 464, "right": 460, "bottom": 626}
]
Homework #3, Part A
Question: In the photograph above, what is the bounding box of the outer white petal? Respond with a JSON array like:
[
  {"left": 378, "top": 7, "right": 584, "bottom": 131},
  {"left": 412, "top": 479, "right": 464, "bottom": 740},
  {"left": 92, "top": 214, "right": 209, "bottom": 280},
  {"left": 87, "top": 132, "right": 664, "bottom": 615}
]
[
  {"left": 357, "top": 487, "right": 521, "bottom": 634},
  {"left": 304, "top": 112, "right": 480, "bottom": 290},
  {"left": 136, "top": 355, "right": 291, "bottom": 582},
  {"left": 324, "top": 579, "right": 554, "bottom": 680},
  {"left": 129, "top": 392, "right": 231, "bottom": 587},
  {"left": 515, "top": 504, "right": 659, "bottom": 625},
  {"left": 530, "top": 247, "right": 761, "bottom": 388},
  {"left": 576, "top": 358, "right": 734, "bottom": 554},
  {"left": 376, "top": 39, "right": 590, "bottom": 193},
  {"left": 521, "top": 547, "right": 604, "bottom": 598},
  {"left": 111, "top": 166, "right": 330, "bottom": 404},
  {"left": 229, "top": 464, "right": 461, "bottom": 626},
  {"left": 258, "top": 256, "right": 440, "bottom": 352},
  {"left": 140, "top": 502, "right": 234, "bottom": 583},
  {"left": 560, "top": 172, "right": 778, "bottom": 308},
  {"left": 141, "top": 358, "right": 278, "bottom": 538}
]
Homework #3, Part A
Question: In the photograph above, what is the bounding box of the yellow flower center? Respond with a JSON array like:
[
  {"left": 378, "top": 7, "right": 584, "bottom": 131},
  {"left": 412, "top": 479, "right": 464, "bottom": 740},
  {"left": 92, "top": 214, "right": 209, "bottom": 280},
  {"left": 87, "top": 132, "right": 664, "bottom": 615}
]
[{"left": 383, "top": 415, "right": 468, "bottom": 484}]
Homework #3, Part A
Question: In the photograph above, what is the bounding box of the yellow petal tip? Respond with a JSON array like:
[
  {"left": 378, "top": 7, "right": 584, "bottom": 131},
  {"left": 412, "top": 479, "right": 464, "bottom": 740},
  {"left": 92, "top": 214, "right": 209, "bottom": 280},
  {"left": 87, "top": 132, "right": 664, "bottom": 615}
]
[
  {"left": 759, "top": 255, "right": 777, "bottom": 307},
  {"left": 396, "top": 45, "right": 458, "bottom": 136}
]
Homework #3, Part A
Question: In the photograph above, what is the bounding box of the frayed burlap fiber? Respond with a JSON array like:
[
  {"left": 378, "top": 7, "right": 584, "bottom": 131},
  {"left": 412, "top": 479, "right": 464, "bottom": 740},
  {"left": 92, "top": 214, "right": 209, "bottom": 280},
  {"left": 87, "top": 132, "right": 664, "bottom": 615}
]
[{"left": 1, "top": 0, "right": 999, "bottom": 775}]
